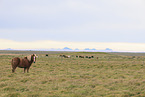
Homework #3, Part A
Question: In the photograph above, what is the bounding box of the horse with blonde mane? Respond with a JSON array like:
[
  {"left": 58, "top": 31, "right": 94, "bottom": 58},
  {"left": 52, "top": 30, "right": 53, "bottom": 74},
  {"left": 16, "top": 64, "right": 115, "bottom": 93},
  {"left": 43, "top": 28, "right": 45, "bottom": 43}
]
[{"left": 11, "top": 54, "right": 37, "bottom": 73}]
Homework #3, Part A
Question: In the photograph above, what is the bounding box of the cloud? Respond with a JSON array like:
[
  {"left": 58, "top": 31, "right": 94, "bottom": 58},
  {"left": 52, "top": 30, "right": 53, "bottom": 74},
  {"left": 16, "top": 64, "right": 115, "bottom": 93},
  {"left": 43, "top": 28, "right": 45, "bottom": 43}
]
[
  {"left": 1, "top": 0, "right": 145, "bottom": 29},
  {"left": 0, "top": 0, "right": 145, "bottom": 43}
]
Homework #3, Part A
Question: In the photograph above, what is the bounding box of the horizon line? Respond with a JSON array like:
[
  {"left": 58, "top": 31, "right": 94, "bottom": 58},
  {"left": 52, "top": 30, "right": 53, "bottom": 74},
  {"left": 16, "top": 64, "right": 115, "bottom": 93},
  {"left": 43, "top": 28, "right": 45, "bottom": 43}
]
[{"left": 1, "top": 39, "right": 145, "bottom": 52}]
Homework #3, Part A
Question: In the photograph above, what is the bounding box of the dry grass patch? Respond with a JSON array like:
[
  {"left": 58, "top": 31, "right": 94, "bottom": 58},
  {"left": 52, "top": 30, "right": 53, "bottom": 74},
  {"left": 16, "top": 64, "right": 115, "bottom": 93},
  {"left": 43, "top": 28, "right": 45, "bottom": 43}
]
[{"left": 1, "top": 51, "right": 145, "bottom": 96}]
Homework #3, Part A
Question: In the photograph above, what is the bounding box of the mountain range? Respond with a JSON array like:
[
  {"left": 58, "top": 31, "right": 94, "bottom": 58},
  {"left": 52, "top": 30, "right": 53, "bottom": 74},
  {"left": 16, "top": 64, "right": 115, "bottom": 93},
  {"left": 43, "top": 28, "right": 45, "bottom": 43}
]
[{"left": 1, "top": 47, "right": 113, "bottom": 52}]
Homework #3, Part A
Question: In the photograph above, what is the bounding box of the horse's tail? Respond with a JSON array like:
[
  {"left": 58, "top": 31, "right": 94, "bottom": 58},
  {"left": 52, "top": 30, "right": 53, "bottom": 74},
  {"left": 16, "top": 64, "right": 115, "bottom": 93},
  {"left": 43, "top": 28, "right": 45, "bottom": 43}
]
[
  {"left": 11, "top": 59, "right": 13, "bottom": 66},
  {"left": 11, "top": 58, "right": 20, "bottom": 73},
  {"left": 11, "top": 59, "right": 14, "bottom": 73}
]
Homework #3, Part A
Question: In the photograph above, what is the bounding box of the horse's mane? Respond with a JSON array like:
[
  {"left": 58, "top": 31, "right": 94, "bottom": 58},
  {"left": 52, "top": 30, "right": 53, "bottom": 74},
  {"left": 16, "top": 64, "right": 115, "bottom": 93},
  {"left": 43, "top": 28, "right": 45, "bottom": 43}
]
[{"left": 26, "top": 55, "right": 32, "bottom": 62}]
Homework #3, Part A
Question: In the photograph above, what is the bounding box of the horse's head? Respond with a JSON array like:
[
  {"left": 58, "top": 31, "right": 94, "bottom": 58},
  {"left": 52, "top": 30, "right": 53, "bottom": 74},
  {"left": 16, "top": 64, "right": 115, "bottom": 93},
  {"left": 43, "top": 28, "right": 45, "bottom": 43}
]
[{"left": 32, "top": 54, "right": 37, "bottom": 63}]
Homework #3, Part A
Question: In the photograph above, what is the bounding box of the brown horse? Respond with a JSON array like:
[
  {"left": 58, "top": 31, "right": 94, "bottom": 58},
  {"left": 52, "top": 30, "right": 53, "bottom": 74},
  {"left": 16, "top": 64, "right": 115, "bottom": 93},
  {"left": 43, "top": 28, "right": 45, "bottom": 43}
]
[
  {"left": 11, "top": 54, "right": 37, "bottom": 73},
  {"left": 63, "top": 55, "right": 71, "bottom": 58},
  {"left": 79, "top": 55, "right": 84, "bottom": 58},
  {"left": 60, "top": 55, "right": 71, "bottom": 58}
]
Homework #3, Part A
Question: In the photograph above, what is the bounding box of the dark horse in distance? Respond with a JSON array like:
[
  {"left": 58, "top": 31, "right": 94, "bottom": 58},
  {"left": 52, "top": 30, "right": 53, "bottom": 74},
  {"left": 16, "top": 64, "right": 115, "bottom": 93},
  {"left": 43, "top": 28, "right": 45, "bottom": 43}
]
[{"left": 11, "top": 54, "right": 37, "bottom": 73}]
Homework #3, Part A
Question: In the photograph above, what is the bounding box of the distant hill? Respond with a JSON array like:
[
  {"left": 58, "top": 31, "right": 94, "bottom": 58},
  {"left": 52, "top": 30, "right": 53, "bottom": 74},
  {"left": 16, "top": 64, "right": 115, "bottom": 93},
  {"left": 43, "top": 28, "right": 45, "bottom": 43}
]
[
  {"left": 63, "top": 47, "right": 72, "bottom": 51},
  {"left": 4, "top": 48, "right": 13, "bottom": 50},
  {"left": 84, "top": 48, "right": 96, "bottom": 51}
]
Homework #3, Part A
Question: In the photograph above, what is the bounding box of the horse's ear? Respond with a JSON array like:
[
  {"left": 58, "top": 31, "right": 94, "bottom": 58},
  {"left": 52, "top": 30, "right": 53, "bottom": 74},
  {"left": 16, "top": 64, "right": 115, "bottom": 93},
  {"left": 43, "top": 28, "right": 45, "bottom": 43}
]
[{"left": 33, "top": 54, "right": 36, "bottom": 56}]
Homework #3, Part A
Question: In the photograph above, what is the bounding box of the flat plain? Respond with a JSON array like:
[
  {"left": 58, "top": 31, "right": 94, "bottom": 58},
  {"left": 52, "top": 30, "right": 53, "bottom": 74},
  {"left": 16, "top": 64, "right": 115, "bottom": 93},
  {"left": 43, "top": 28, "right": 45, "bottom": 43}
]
[{"left": 1, "top": 50, "right": 145, "bottom": 97}]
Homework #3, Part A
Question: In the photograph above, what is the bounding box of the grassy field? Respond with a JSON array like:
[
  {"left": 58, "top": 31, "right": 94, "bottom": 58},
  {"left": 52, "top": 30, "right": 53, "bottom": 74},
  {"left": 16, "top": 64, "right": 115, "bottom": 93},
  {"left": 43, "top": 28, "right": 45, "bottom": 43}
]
[{"left": 1, "top": 51, "right": 145, "bottom": 97}]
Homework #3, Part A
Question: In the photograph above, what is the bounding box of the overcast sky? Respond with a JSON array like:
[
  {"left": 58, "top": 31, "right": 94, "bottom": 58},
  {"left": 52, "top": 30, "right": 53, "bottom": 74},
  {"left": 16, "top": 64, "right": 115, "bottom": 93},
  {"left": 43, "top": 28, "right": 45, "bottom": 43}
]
[{"left": 0, "top": 0, "right": 145, "bottom": 51}]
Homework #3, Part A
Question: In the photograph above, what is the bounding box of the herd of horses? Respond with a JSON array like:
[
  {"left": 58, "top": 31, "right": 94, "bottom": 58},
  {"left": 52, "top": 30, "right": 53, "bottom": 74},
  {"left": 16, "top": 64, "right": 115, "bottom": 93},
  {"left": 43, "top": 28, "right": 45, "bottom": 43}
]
[
  {"left": 45, "top": 54, "right": 97, "bottom": 59},
  {"left": 11, "top": 54, "right": 98, "bottom": 73},
  {"left": 59, "top": 54, "right": 98, "bottom": 59},
  {"left": 59, "top": 55, "right": 71, "bottom": 58},
  {"left": 76, "top": 55, "right": 94, "bottom": 59}
]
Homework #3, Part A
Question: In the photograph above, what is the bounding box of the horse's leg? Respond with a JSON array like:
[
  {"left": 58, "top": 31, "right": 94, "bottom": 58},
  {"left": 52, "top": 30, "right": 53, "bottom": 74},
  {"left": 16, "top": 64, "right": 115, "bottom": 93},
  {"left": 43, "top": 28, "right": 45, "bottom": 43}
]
[
  {"left": 12, "top": 66, "right": 17, "bottom": 73},
  {"left": 12, "top": 69, "right": 14, "bottom": 73},
  {"left": 26, "top": 67, "right": 30, "bottom": 73},
  {"left": 12, "top": 67, "right": 17, "bottom": 73},
  {"left": 24, "top": 68, "right": 26, "bottom": 73},
  {"left": 12, "top": 68, "right": 15, "bottom": 73}
]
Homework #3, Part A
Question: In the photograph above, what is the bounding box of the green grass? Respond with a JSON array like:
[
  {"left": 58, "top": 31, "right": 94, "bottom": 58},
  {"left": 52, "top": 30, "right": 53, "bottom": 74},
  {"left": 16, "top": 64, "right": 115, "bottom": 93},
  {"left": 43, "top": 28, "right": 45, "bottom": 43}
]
[{"left": 1, "top": 51, "right": 145, "bottom": 96}]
